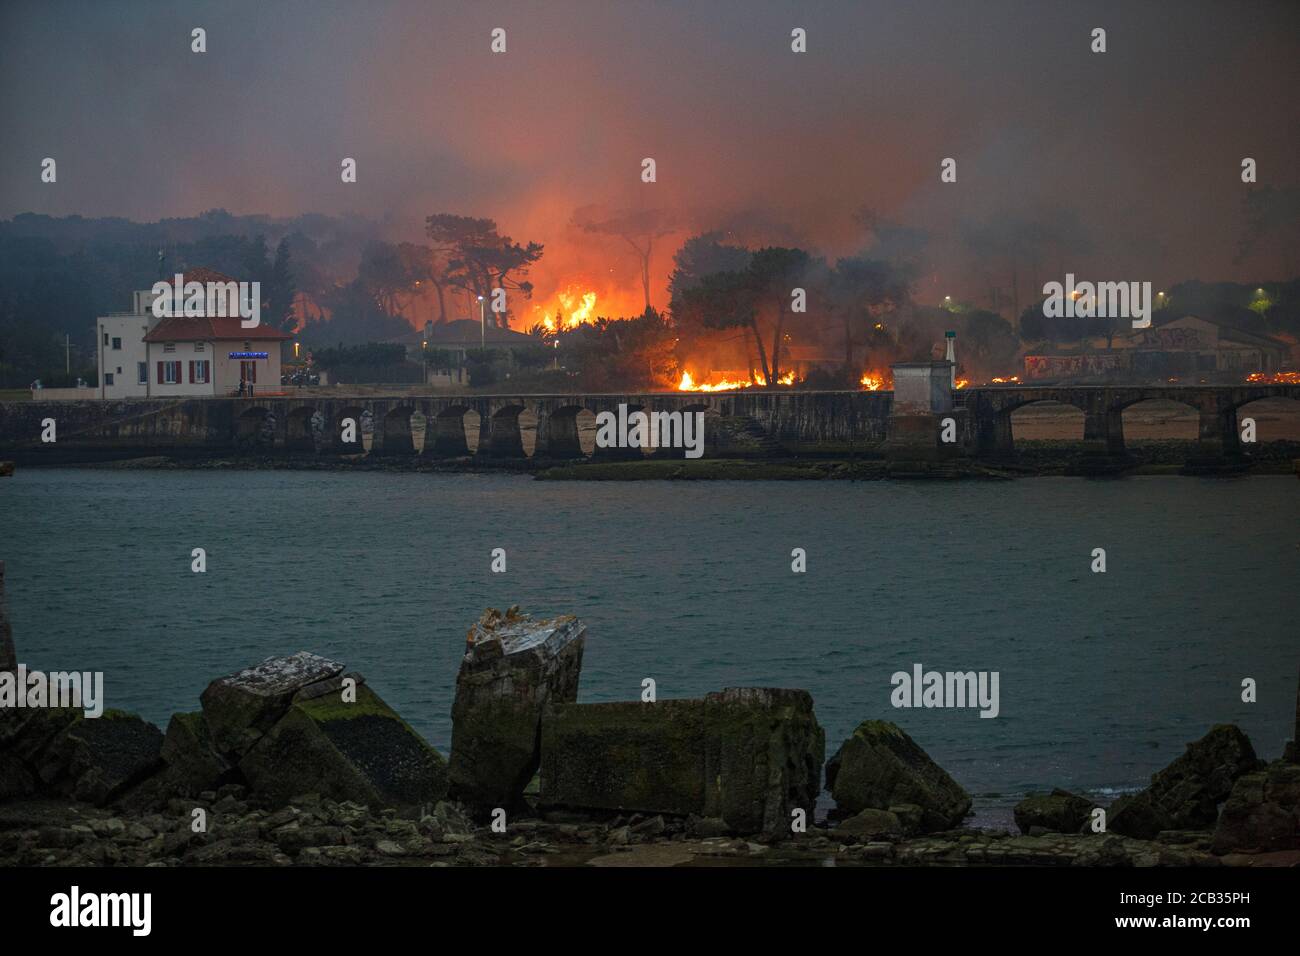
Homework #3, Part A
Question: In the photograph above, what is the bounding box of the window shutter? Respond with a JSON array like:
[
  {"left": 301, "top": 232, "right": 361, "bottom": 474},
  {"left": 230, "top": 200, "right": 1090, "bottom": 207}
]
[
  {"left": 157, "top": 361, "right": 164, "bottom": 384},
  {"left": 188, "top": 361, "right": 194, "bottom": 384}
]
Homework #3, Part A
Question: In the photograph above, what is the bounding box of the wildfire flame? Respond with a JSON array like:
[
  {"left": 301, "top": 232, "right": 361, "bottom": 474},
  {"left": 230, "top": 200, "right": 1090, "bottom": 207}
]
[
  {"left": 955, "top": 377, "right": 970, "bottom": 389},
  {"left": 990, "top": 375, "right": 1021, "bottom": 384},
  {"left": 859, "top": 372, "right": 886, "bottom": 391},
  {"left": 677, "top": 369, "right": 795, "bottom": 391},
  {"left": 1247, "top": 371, "right": 1300, "bottom": 384},
  {"left": 537, "top": 286, "right": 599, "bottom": 331}
]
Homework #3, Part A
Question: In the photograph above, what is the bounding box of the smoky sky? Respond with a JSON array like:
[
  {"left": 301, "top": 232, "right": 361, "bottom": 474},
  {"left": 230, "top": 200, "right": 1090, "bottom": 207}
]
[{"left": 2, "top": 0, "right": 1298, "bottom": 311}]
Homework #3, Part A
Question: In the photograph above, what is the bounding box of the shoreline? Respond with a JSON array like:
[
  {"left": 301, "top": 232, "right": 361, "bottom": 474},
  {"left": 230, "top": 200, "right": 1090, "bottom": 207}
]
[{"left": 7, "top": 438, "right": 1299, "bottom": 480}]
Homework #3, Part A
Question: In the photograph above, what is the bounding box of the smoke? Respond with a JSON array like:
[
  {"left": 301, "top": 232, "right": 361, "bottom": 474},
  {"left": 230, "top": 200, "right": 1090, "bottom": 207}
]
[{"left": 2, "top": 0, "right": 1298, "bottom": 319}]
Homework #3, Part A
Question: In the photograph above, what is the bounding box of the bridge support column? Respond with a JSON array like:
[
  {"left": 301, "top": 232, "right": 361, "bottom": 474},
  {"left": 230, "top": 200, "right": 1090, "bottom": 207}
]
[
  {"left": 1083, "top": 408, "right": 1126, "bottom": 456},
  {"left": 975, "top": 411, "right": 1014, "bottom": 456},
  {"left": 426, "top": 411, "right": 469, "bottom": 458},
  {"left": 1197, "top": 402, "right": 1240, "bottom": 457},
  {"left": 372, "top": 407, "right": 417, "bottom": 457},
  {"left": 534, "top": 409, "right": 584, "bottom": 460},
  {"left": 478, "top": 409, "right": 526, "bottom": 459}
]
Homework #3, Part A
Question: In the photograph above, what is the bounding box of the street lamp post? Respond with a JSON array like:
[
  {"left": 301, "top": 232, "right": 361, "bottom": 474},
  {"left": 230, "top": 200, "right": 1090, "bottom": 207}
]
[{"left": 477, "top": 295, "right": 485, "bottom": 350}]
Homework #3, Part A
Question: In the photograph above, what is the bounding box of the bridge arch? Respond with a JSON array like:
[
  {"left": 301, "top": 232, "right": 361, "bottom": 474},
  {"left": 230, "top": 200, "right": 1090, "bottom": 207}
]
[
  {"left": 1118, "top": 397, "right": 1200, "bottom": 443},
  {"left": 334, "top": 405, "right": 366, "bottom": 454},
  {"left": 1006, "top": 399, "right": 1085, "bottom": 444},
  {"left": 1231, "top": 396, "right": 1300, "bottom": 444},
  {"left": 235, "top": 406, "right": 275, "bottom": 450}
]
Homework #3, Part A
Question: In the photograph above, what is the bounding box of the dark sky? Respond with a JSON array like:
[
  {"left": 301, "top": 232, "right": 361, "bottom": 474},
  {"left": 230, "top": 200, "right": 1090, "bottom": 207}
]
[{"left": 2, "top": 0, "right": 1297, "bottom": 311}]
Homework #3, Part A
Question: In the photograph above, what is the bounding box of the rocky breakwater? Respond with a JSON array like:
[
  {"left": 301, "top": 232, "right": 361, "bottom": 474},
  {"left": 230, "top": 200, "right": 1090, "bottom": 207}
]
[
  {"left": 1000, "top": 721, "right": 1300, "bottom": 864},
  {"left": 2, "top": 564, "right": 1298, "bottom": 866}
]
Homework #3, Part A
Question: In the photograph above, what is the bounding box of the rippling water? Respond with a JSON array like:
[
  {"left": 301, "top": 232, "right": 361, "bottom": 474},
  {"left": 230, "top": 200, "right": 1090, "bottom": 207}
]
[{"left": 2, "top": 469, "right": 1296, "bottom": 827}]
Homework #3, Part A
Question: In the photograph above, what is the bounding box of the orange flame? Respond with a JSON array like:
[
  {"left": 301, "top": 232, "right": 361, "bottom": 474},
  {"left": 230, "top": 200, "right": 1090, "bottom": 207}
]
[
  {"left": 536, "top": 286, "right": 599, "bottom": 331},
  {"left": 990, "top": 375, "right": 1021, "bottom": 384},
  {"left": 677, "top": 369, "right": 795, "bottom": 391},
  {"left": 1247, "top": 371, "right": 1300, "bottom": 384},
  {"left": 859, "top": 372, "right": 886, "bottom": 391}
]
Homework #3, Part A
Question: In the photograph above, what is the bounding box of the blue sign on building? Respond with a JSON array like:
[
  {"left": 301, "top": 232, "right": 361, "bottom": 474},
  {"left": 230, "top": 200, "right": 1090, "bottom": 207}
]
[{"left": 229, "top": 351, "right": 269, "bottom": 359}]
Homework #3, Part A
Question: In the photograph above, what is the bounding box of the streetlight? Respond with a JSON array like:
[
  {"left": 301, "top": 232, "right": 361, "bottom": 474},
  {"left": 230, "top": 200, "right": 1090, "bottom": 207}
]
[{"left": 477, "top": 295, "right": 485, "bottom": 349}]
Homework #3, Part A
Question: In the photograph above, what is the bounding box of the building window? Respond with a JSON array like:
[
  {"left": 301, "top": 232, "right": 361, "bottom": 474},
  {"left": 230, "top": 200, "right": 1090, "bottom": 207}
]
[
  {"left": 137, "top": 362, "right": 147, "bottom": 385},
  {"left": 104, "top": 372, "right": 114, "bottom": 386},
  {"left": 160, "top": 361, "right": 181, "bottom": 385},
  {"left": 111, "top": 337, "right": 122, "bottom": 350},
  {"left": 102, "top": 331, "right": 109, "bottom": 346},
  {"left": 163, "top": 342, "right": 176, "bottom": 353},
  {"left": 194, "top": 342, "right": 205, "bottom": 352},
  {"left": 191, "top": 360, "right": 210, "bottom": 384}
]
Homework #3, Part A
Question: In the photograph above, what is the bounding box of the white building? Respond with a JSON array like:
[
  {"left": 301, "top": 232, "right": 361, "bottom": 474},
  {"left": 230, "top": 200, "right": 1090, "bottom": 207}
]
[{"left": 97, "top": 268, "right": 290, "bottom": 399}]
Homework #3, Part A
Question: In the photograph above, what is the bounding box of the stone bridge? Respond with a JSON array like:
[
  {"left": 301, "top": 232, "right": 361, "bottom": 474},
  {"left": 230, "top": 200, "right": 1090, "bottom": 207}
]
[
  {"left": 0, "top": 384, "right": 1295, "bottom": 463},
  {"left": 960, "top": 384, "right": 1300, "bottom": 457}
]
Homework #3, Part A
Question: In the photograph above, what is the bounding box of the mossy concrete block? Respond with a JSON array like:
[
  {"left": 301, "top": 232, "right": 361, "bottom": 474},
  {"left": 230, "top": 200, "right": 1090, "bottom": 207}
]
[
  {"left": 239, "top": 683, "right": 447, "bottom": 810},
  {"left": 702, "top": 688, "right": 824, "bottom": 835},
  {"left": 200, "top": 651, "right": 345, "bottom": 757},
  {"left": 826, "top": 720, "right": 971, "bottom": 832},
  {"left": 540, "top": 688, "right": 825, "bottom": 835},
  {"left": 540, "top": 699, "right": 707, "bottom": 815},
  {"left": 448, "top": 609, "right": 585, "bottom": 813}
]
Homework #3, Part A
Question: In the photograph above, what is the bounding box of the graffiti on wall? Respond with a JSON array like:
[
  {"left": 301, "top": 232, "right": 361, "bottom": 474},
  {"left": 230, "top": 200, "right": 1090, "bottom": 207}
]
[
  {"left": 1024, "top": 352, "right": 1126, "bottom": 380},
  {"left": 1138, "top": 326, "right": 1206, "bottom": 350}
]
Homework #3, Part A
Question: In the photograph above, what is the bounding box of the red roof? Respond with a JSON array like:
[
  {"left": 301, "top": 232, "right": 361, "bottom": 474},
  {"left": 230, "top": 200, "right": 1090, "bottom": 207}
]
[
  {"left": 145, "top": 315, "right": 291, "bottom": 342},
  {"left": 169, "top": 267, "right": 239, "bottom": 286},
  {"left": 145, "top": 266, "right": 290, "bottom": 341}
]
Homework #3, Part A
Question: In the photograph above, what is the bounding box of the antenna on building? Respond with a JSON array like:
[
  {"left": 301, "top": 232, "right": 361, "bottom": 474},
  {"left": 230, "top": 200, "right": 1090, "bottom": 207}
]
[{"left": 945, "top": 330, "right": 957, "bottom": 388}]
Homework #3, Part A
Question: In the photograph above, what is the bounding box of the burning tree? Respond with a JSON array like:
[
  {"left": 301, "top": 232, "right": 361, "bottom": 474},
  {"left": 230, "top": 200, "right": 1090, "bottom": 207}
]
[
  {"left": 677, "top": 269, "right": 769, "bottom": 383},
  {"left": 424, "top": 213, "right": 544, "bottom": 328},
  {"left": 572, "top": 206, "right": 678, "bottom": 312}
]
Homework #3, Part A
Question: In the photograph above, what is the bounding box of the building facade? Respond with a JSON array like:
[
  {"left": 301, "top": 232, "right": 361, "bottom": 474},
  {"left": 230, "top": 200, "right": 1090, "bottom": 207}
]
[
  {"left": 97, "top": 269, "right": 290, "bottom": 398},
  {"left": 1024, "top": 314, "right": 1290, "bottom": 383}
]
